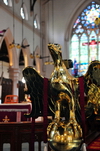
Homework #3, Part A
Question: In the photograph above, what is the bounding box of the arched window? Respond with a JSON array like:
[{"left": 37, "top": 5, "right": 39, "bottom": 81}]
[
  {"left": 70, "top": 1, "right": 100, "bottom": 76},
  {"left": 20, "top": 2, "right": 28, "bottom": 20},
  {"left": 3, "top": 0, "right": 12, "bottom": 7},
  {"left": 33, "top": 14, "right": 40, "bottom": 29}
]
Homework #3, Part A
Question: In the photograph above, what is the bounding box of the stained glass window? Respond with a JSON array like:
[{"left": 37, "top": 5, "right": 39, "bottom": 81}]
[{"left": 70, "top": 1, "right": 100, "bottom": 77}]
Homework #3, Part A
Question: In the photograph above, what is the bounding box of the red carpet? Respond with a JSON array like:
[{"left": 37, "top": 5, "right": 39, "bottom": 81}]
[{"left": 87, "top": 135, "right": 100, "bottom": 151}]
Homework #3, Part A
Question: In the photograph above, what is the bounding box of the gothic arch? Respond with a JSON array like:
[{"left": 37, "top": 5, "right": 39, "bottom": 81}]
[
  {"left": 0, "top": 28, "right": 20, "bottom": 95},
  {"left": 3, "top": 28, "right": 18, "bottom": 68},
  {"left": 65, "top": 0, "right": 100, "bottom": 76},
  {"left": 65, "top": 0, "right": 100, "bottom": 41}
]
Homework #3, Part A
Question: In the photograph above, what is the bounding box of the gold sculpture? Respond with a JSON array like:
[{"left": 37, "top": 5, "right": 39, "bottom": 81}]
[
  {"left": 22, "top": 43, "right": 83, "bottom": 151},
  {"left": 47, "top": 43, "right": 83, "bottom": 151},
  {"left": 22, "top": 43, "right": 100, "bottom": 150},
  {"left": 84, "top": 60, "right": 100, "bottom": 117}
]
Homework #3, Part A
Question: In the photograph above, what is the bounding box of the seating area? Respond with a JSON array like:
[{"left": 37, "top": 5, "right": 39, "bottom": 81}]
[
  {"left": 0, "top": 63, "right": 100, "bottom": 151},
  {"left": 0, "top": 121, "right": 51, "bottom": 151}
]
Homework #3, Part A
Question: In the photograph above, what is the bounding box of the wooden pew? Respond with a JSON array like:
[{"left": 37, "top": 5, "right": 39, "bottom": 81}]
[{"left": 0, "top": 121, "right": 51, "bottom": 151}]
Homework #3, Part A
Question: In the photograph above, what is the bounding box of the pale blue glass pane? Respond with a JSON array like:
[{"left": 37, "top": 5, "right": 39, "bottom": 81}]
[
  {"left": 80, "top": 34, "right": 88, "bottom": 75},
  {"left": 70, "top": 35, "right": 79, "bottom": 76},
  {"left": 71, "top": 1, "right": 100, "bottom": 76},
  {"left": 70, "top": 35, "right": 79, "bottom": 61}
]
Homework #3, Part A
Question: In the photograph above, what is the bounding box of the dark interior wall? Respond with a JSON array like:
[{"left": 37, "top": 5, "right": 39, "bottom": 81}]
[
  {"left": 18, "top": 81, "right": 25, "bottom": 102},
  {"left": 1, "top": 77, "right": 13, "bottom": 103},
  {"left": 0, "top": 78, "right": 25, "bottom": 103}
]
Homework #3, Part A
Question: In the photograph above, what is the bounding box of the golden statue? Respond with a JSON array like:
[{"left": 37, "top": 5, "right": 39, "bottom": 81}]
[
  {"left": 22, "top": 43, "right": 83, "bottom": 151},
  {"left": 84, "top": 60, "right": 100, "bottom": 117},
  {"left": 22, "top": 42, "right": 100, "bottom": 150},
  {"left": 47, "top": 43, "right": 82, "bottom": 151}
]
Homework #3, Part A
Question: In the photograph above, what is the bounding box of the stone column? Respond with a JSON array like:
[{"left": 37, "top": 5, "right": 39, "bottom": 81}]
[{"left": 9, "top": 67, "right": 20, "bottom": 96}]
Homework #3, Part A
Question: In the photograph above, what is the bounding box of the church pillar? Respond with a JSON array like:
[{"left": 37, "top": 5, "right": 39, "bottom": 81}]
[
  {"left": 65, "top": 40, "right": 70, "bottom": 59},
  {"left": 9, "top": 67, "right": 20, "bottom": 96}
]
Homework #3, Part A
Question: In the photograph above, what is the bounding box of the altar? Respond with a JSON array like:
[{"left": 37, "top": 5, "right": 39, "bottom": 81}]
[{"left": 0, "top": 103, "right": 32, "bottom": 122}]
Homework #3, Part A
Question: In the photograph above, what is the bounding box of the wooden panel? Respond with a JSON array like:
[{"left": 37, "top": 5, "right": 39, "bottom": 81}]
[
  {"left": 18, "top": 81, "right": 25, "bottom": 102},
  {"left": 0, "top": 121, "right": 51, "bottom": 151},
  {"left": 1, "top": 78, "right": 13, "bottom": 103}
]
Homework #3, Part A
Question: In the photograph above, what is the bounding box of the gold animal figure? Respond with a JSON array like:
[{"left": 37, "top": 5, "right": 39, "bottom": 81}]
[
  {"left": 47, "top": 43, "right": 83, "bottom": 151},
  {"left": 22, "top": 43, "right": 83, "bottom": 151},
  {"left": 84, "top": 60, "right": 100, "bottom": 117}
]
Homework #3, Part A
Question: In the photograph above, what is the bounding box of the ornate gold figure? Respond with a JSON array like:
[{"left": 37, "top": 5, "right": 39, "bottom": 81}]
[
  {"left": 47, "top": 43, "right": 82, "bottom": 151},
  {"left": 22, "top": 44, "right": 100, "bottom": 150},
  {"left": 84, "top": 60, "right": 100, "bottom": 117},
  {"left": 22, "top": 43, "right": 83, "bottom": 151},
  {"left": 87, "top": 83, "right": 100, "bottom": 114}
]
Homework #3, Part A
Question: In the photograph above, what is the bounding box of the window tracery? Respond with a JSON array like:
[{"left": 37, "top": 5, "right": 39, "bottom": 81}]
[{"left": 70, "top": 1, "right": 100, "bottom": 76}]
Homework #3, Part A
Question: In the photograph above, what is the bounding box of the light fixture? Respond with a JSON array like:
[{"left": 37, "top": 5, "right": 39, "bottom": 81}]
[
  {"left": 9, "top": 42, "right": 21, "bottom": 49},
  {"left": 30, "top": 53, "right": 51, "bottom": 66},
  {"left": 0, "top": 35, "right": 4, "bottom": 37},
  {"left": 44, "top": 61, "right": 53, "bottom": 65},
  {"left": 0, "top": 29, "right": 7, "bottom": 37},
  {"left": 44, "top": 59, "right": 73, "bottom": 68},
  {"left": 30, "top": 53, "right": 49, "bottom": 59},
  {"left": 20, "top": 0, "right": 30, "bottom": 49},
  {"left": 9, "top": 1, "right": 21, "bottom": 49},
  {"left": 39, "top": 55, "right": 50, "bottom": 59},
  {"left": 30, "top": 0, "right": 37, "bottom": 12},
  {"left": 44, "top": 0, "right": 54, "bottom": 65},
  {"left": 31, "top": 1, "right": 37, "bottom": 66},
  {"left": 30, "top": 53, "right": 34, "bottom": 59},
  {"left": 21, "top": 44, "right": 30, "bottom": 48}
]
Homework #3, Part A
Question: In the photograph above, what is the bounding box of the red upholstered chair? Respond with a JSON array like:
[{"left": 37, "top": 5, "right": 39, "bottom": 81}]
[{"left": 4, "top": 95, "right": 18, "bottom": 103}]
